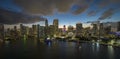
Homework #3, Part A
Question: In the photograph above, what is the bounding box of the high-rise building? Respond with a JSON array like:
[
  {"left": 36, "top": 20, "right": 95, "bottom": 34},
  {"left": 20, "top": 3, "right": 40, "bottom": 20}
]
[
  {"left": 45, "top": 19, "right": 48, "bottom": 27},
  {"left": 32, "top": 25, "right": 37, "bottom": 37},
  {"left": 92, "top": 24, "right": 97, "bottom": 35},
  {"left": 68, "top": 25, "right": 74, "bottom": 32},
  {"left": 102, "top": 22, "right": 119, "bottom": 32},
  {"left": 0, "top": 24, "right": 4, "bottom": 40},
  {"left": 92, "top": 24, "right": 97, "bottom": 30},
  {"left": 39, "top": 26, "right": 45, "bottom": 38},
  {"left": 37, "top": 24, "right": 40, "bottom": 39},
  {"left": 20, "top": 24, "right": 23, "bottom": 36},
  {"left": 99, "top": 23, "right": 104, "bottom": 35},
  {"left": 45, "top": 19, "right": 49, "bottom": 35},
  {"left": 20, "top": 24, "right": 27, "bottom": 37},
  {"left": 49, "top": 25, "right": 54, "bottom": 36},
  {"left": 58, "top": 28, "right": 63, "bottom": 35},
  {"left": 13, "top": 26, "right": 18, "bottom": 39},
  {"left": 53, "top": 19, "right": 59, "bottom": 36},
  {"left": 105, "top": 26, "right": 111, "bottom": 34},
  {"left": 62, "top": 25, "right": 66, "bottom": 35},
  {"left": 76, "top": 23, "right": 83, "bottom": 36},
  {"left": 6, "top": 28, "right": 10, "bottom": 36},
  {"left": 26, "top": 26, "right": 30, "bottom": 35},
  {"left": 63, "top": 25, "right": 66, "bottom": 32},
  {"left": 100, "top": 23, "right": 103, "bottom": 30},
  {"left": 67, "top": 25, "right": 74, "bottom": 38},
  {"left": 14, "top": 26, "right": 17, "bottom": 30},
  {"left": 117, "top": 22, "right": 120, "bottom": 31},
  {"left": 28, "top": 28, "right": 32, "bottom": 36}
]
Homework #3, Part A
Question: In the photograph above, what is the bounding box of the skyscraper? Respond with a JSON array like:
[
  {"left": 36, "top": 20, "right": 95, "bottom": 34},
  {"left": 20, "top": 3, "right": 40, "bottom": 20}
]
[
  {"left": 58, "top": 28, "right": 63, "bottom": 35},
  {"left": 99, "top": 23, "right": 104, "bottom": 35},
  {"left": 53, "top": 19, "right": 59, "bottom": 36},
  {"left": 14, "top": 26, "right": 18, "bottom": 39},
  {"left": 100, "top": 23, "right": 103, "bottom": 30},
  {"left": 20, "top": 24, "right": 23, "bottom": 36},
  {"left": 14, "top": 26, "right": 17, "bottom": 32},
  {"left": 0, "top": 24, "right": 4, "bottom": 40},
  {"left": 39, "top": 26, "right": 45, "bottom": 39},
  {"left": 45, "top": 19, "right": 48, "bottom": 36},
  {"left": 68, "top": 25, "right": 74, "bottom": 32},
  {"left": 92, "top": 24, "right": 97, "bottom": 30},
  {"left": 76, "top": 23, "right": 83, "bottom": 32},
  {"left": 37, "top": 24, "right": 40, "bottom": 40},
  {"left": 62, "top": 25, "right": 66, "bottom": 35},
  {"left": 20, "top": 24, "right": 27, "bottom": 38},
  {"left": 76, "top": 23, "right": 83, "bottom": 36},
  {"left": 32, "top": 25, "right": 37, "bottom": 38},
  {"left": 45, "top": 19, "right": 48, "bottom": 27},
  {"left": 117, "top": 22, "right": 120, "bottom": 31},
  {"left": 63, "top": 25, "right": 66, "bottom": 32},
  {"left": 92, "top": 24, "right": 97, "bottom": 35},
  {"left": 104, "top": 25, "right": 111, "bottom": 34},
  {"left": 49, "top": 25, "right": 54, "bottom": 37}
]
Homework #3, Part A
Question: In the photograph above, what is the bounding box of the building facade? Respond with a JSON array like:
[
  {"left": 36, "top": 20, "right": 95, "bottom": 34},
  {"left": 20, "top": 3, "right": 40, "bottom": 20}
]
[
  {"left": 53, "top": 19, "right": 59, "bottom": 36},
  {"left": 0, "top": 24, "right": 4, "bottom": 40},
  {"left": 76, "top": 23, "right": 83, "bottom": 36}
]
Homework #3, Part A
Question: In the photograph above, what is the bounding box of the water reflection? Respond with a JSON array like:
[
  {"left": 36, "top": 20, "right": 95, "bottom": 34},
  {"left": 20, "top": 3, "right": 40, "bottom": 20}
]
[
  {"left": 108, "top": 46, "right": 114, "bottom": 59},
  {"left": 23, "top": 35, "right": 27, "bottom": 46},
  {"left": 92, "top": 43, "right": 95, "bottom": 52},
  {"left": 92, "top": 42, "right": 100, "bottom": 52},
  {"left": 96, "top": 42, "right": 100, "bottom": 51},
  {"left": 47, "top": 42, "right": 52, "bottom": 47},
  {"left": 68, "top": 42, "right": 76, "bottom": 47},
  {"left": 45, "top": 40, "right": 52, "bottom": 47},
  {"left": 33, "top": 39, "right": 37, "bottom": 47},
  {"left": 4, "top": 41, "right": 11, "bottom": 48},
  {"left": 0, "top": 39, "right": 119, "bottom": 59}
]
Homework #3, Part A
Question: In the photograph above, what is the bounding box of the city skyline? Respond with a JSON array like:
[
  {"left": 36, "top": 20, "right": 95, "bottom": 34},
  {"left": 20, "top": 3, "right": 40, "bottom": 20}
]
[
  {"left": 1, "top": 1, "right": 120, "bottom": 59},
  {"left": 0, "top": 0, "right": 120, "bottom": 28}
]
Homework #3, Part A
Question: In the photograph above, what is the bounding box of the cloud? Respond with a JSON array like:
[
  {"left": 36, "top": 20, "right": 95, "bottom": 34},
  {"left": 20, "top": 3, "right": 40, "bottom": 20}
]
[
  {"left": 87, "top": 0, "right": 120, "bottom": 17},
  {"left": 0, "top": 9, "right": 45, "bottom": 24},
  {"left": 13, "top": 0, "right": 95, "bottom": 15},
  {"left": 86, "top": 21, "right": 100, "bottom": 24},
  {"left": 87, "top": 10, "right": 97, "bottom": 16},
  {"left": 72, "top": 5, "right": 88, "bottom": 15},
  {"left": 97, "top": 0, "right": 109, "bottom": 8},
  {"left": 13, "top": 0, "right": 76, "bottom": 15},
  {"left": 110, "top": 0, "right": 120, "bottom": 3},
  {"left": 98, "top": 8, "right": 115, "bottom": 20},
  {"left": 97, "top": 0, "right": 120, "bottom": 8},
  {"left": 72, "top": 0, "right": 93, "bottom": 14}
]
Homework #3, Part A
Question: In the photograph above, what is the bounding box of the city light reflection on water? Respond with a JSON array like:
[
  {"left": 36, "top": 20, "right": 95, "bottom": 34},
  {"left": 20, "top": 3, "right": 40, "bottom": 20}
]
[
  {"left": 108, "top": 46, "right": 114, "bottom": 59},
  {"left": 4, "top": 41, "right": 10, "bottom": 47},
  {"left": 96, "top": 42, "right": 100, "bottom": 51},
  {"left": 0, "top": 39, "right": 120, "bottom": 59},
  {"left": 92, "top": 43, "right": 95, "bottom": 52},
  {"left": 47, "top": 41, "right": 52, "bottom": 47},
  {"left": 92, "top": 42, "right": 99, "bottom": 52}
]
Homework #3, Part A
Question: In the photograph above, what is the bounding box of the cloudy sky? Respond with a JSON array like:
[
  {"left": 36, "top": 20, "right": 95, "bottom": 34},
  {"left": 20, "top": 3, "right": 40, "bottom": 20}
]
[{"left": 0, "top": 0, "right": 120, "bottom": 28}]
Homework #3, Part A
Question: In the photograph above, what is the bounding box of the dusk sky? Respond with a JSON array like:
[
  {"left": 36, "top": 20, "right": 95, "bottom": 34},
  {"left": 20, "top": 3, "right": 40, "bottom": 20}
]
[{"left": 0, "top": 0, "right": 120, "bottom": 28}]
